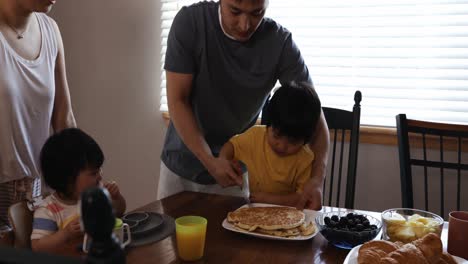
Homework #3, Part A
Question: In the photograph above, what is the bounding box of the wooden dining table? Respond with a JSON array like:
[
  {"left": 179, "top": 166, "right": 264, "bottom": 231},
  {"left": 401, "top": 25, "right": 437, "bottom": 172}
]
[{"left": 121, "top": 191, "right": 449, "bottom": 264}]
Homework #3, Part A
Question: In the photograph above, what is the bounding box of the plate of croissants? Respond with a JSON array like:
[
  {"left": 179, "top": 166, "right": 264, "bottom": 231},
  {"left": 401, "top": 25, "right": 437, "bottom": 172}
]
[{"left": 344, "top": 233, "right": 468, "bottom": 264}]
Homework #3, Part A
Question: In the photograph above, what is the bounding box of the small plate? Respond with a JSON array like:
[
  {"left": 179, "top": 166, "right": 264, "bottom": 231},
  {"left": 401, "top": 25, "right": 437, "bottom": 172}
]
[
  {"left": 123, "top": 212, "right": 149, "bottom": 223},
  {"left": 343, "top": 244, "right": 468, "bottom": 264},
  {"left": 123, "top": 212, "right": 150, "bottom": 231},
  {"left": 123, "top": 212, "right": 164, "bottom": 236},
  {"left": 222, "top": 203, "right": 319, "bottom": 241}
]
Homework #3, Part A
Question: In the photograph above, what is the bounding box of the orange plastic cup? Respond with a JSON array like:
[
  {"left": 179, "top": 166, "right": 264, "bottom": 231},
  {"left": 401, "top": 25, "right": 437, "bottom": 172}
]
[{"left": 175, "top": 216, "right": 207, "bottom": 261}]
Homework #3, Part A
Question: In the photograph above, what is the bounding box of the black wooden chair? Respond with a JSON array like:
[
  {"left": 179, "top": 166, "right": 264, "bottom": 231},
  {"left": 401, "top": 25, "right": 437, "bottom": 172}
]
[
  {"left": 322, "top": 91, "right": 362, "bottom": 209},
  {"left": 396, "top": 114, "right": 468, "bottom": 219}
]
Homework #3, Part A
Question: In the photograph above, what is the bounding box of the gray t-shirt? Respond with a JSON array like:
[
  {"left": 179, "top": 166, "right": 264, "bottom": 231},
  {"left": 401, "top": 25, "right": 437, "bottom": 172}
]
[{"left": 162, "top": 1, "right": 312, "bottom": 184}]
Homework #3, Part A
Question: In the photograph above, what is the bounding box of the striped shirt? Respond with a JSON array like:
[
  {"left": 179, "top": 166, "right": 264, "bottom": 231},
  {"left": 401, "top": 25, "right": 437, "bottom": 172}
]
[{"left": 31, "top": 193, "right": 79, "bottom": 240}]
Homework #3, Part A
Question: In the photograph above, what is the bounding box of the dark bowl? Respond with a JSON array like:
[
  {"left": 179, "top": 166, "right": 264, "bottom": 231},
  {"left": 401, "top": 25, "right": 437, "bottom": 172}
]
[{"left": 315, "top": 210, "right": 382, "bottom": 249}]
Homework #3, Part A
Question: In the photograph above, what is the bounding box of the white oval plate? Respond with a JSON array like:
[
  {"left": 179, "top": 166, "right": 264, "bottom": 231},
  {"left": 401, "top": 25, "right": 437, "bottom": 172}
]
[
  {"left": 343, "top": 244, "right": 468, "bottom": 264},
  {"left": 222, "top": 203, "right": 319, "bottom": 241}
]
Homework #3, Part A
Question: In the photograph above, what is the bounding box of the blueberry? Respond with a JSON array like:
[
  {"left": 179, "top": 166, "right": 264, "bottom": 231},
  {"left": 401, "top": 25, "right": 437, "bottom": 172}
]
[
  {"left": 324, "top": 216, "right": 331, "bottom": 226},
  {"left": 339, "top": 217, "right": 348, "bottom": 226},
  {"left": 363, "top": 220, "right": 370, "bottom": 227},
  {"left": 370, "top": 225, "right": 377, "bottom": 230},
  {"left": 331, "top": 215, "right": 339, "bottom": 222},
  {"left": 330, "top": 220, "right": 338, "bottom": 227},
  {"left": 347, "top": 219, "right": 355, "bottom": 227},
  {"left": 346, "top": 213, "right": 355, "bottom": 219},
  {"left": 356, "top": 224, "right": 364, "bottom": 231},
  {"left": 354, "top": 218, "right": 361, "bottom": 225},
  {"left": 356, "top": 214, "right": 366, "bottom": 221}
]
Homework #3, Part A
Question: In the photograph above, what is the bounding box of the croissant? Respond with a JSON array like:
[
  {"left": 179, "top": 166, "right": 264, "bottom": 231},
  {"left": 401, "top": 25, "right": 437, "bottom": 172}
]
[
  {"left": 412, "top": 232, "right": 442, "bottom": 263},
  {"left": 358, "top": 240, "right": 401, "bottom": 264},
  {"left": 358, "top": 233, "right": 457, "bottom": 264},
  {"left": 381, "top": 243, "right": 430, "bottom": 264}
]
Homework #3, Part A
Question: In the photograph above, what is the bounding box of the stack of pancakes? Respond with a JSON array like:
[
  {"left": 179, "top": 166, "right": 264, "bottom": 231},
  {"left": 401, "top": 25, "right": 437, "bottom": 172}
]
[
  {"left": 227, "top": 206, "right": 315, "bottom": 237},
  {"left": 358, "top": 233, "right": 457, "bottom": 264}
]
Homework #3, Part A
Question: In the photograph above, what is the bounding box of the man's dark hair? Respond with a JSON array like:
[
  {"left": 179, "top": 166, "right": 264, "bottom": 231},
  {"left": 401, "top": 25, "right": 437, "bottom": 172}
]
[
  {"left": 40, "top": 128, "right": 104, "bottom": 196},
  {"left": 264, "top": 82, "right": 321, "bottom": 144}
]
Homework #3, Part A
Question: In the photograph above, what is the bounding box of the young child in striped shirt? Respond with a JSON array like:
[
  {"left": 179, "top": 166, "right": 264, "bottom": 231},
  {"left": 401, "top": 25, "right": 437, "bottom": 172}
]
[{"left": 31, "top": 128, "right": 126, "bottom": 254}]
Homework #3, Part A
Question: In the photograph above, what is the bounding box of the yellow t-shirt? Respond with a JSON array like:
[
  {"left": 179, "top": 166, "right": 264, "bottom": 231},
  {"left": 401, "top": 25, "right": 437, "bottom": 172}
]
[{"left": 229, "top": 125, "right": 314, "bottom": 195}]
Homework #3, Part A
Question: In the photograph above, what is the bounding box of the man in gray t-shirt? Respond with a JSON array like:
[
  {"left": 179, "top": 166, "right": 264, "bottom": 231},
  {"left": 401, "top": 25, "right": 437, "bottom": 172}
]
[{"left": 159, "top": 0, "right": 329, "bottom": 209}]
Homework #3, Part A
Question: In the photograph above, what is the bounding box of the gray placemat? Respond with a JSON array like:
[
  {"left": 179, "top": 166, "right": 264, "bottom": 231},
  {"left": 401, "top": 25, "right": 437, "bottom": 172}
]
[{"left": 127, "top": 214, "right": 175, "bottom": 248}]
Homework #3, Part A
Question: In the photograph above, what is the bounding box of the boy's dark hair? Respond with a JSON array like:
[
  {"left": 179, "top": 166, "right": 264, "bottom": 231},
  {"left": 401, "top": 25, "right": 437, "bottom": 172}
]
[
  {"left": 264, "top": 82, "right": 321, "bottom": 144},
  {"left": 40, "top": 128, "right": 104, "bottom": 196}
]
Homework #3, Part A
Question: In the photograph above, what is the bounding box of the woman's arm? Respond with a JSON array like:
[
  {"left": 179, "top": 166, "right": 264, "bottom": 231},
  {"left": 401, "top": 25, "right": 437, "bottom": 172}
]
[{"left": 50, "top": 20, "right": 76, "bottom": 132}]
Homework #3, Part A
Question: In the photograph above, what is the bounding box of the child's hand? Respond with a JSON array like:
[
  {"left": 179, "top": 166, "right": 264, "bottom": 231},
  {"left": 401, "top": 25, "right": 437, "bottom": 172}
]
[
  {"left": 250, "top": 192, "right": 266, "bottom": 203},
  {"left": 103, "top": 181, "right": 126, "bottom": 216},
  {"left": 230, "top": 160, "right": 243, "bottom": 175},
  {"left": 62, "top": 218, "right": 82, "bottom": 241},
  {"left": 103, "top": 181, "right": 121, "bottom": 200}
]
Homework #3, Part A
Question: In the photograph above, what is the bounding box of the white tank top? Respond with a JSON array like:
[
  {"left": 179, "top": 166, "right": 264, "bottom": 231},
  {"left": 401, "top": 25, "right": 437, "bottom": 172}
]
[{"left": 0, "top": 13, "right": 58, "bottom": 184}]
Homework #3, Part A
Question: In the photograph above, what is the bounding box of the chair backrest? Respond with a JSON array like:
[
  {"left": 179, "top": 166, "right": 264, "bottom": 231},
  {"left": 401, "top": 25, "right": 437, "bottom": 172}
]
[
  {"left": 396, "top": 114, "right": 468, "bottom": 219},
  {"left": 8, "top": 201, "right": 33, "bottom": 249},
  {"left": 322, "top": 91, "right": 362, "bottom": 209}
]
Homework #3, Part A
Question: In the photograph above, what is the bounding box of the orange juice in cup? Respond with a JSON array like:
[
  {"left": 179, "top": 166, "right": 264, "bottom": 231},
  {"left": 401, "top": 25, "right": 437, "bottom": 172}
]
[{"left": 175, "top": 216, "right": 207, "bottom": 261}]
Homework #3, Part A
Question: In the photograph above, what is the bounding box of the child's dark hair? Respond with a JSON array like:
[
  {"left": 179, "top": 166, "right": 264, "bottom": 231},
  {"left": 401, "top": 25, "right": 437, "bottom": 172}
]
[
  {"left": 40, "top": 128, "right": 104, "bottom": 196},
  {"left": 264, "top": 82, "right": 321, "bottom": 144}
]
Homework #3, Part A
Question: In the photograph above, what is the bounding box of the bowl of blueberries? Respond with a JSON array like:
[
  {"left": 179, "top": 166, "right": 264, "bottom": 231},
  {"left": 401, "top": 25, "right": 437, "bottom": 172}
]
[{"left": 315, "top": 211, "right": 382, "bottom": 249}]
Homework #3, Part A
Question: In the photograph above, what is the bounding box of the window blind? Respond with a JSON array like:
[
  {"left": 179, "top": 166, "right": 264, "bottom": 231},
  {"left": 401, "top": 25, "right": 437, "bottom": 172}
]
[{"left": 160, "top": 0, "right": 468, "bottom": 126}]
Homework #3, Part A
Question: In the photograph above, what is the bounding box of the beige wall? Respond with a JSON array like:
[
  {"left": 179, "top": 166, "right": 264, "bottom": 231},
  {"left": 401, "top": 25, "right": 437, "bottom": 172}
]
[{"left": 50, "top": 0, "right": 165, "bottom": 210}]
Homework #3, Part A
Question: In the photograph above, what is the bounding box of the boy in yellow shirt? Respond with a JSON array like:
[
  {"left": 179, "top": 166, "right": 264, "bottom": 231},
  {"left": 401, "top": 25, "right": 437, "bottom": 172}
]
[{"left": 220, "top": 82, "right": 321, "bottom": 207}]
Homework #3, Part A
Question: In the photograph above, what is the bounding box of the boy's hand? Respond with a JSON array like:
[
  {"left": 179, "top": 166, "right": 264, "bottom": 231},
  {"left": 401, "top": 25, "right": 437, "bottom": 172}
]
[
  {"left": 250, "top": 192, "right": 266, "bottom": 203},
  {"left": 230, "top": 160, "right": 243, "bottom": 176},
  {"left": 62, "top": 218, "right": 82, "bottom": 241},
  {"left": 296, "top": 179, "right": 322, "bottom": 210},
  {"left": 103, "top": 181, "right": 121, "bottom": 200}
]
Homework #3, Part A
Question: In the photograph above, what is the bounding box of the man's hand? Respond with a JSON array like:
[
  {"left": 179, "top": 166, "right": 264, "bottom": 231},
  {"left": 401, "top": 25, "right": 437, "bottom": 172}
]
[{"left": 206, "top": 157, "right": 242, "bottom": 187}]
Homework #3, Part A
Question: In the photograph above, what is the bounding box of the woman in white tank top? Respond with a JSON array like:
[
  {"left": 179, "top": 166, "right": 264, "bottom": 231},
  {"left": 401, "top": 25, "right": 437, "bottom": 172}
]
[{"left": 0, "top": 0, "right": 76, "bottom": 228}]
